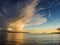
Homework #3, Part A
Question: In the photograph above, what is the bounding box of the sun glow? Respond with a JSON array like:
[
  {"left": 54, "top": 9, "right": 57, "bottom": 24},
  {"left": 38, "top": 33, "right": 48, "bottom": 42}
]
[
  {"left": 6, "top": 0, "right": 38, "bottom": 32},
  {"left": 7, "top": 21, "right": 25, "bottom": 32}
]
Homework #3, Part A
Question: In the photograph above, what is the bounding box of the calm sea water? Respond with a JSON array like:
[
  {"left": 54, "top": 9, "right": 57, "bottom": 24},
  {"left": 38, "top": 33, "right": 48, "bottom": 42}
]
[{"left": 0, "top": 32, "right": 60, "bottom": 45}]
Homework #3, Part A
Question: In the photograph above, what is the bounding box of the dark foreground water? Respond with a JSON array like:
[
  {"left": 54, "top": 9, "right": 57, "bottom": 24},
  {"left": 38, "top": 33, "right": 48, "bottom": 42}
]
[{"left": 0, "top": 32, "right": 60, "bottom": 45}]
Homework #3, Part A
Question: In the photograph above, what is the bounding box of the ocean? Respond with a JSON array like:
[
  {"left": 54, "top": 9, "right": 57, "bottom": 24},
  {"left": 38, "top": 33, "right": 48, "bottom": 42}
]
[{"left": 0, "top": 32, "right": 60, "bottom": 45}]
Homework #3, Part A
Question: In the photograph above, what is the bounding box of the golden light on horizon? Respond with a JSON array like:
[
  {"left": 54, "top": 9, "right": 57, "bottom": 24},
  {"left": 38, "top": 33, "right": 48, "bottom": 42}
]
[
  {"left": 7, "top": 33, "right": 24, "bottom": 44},
  {"left": 7, "top": 21, "right": 25, "bottom": 32},
  {"left": 24, "top": 28, "right": 59, "bottom": 33}
]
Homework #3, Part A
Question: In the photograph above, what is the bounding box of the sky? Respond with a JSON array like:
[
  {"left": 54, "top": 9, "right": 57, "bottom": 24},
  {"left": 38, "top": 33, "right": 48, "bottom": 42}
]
[
  {"left": 24, "top": 0, "right": 60, "bottom": 31},
  {"left": 0, "top": 0, "right": 60, "bottom": 33}
]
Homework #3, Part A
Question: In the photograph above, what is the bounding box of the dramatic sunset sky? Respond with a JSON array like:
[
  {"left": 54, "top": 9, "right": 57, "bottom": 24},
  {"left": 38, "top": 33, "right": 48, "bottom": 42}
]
[
  {"left": 0, "top": 0, "right": 60, "bottom": 33},
  {"left": 24, "top": 0, "right": 60, "bottom": 33}
]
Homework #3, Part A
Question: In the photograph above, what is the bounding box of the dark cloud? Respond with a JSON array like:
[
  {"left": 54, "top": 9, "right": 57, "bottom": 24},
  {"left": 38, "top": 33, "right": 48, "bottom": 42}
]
[
  {"left": 0, "top": 0, "right": 31, "bottom": 28},
  {"left": 0, "top": 0, "right": 39, "bottom": 30},
  {"left": 1, "top": 0, "right": 60, "bottom": 30}
]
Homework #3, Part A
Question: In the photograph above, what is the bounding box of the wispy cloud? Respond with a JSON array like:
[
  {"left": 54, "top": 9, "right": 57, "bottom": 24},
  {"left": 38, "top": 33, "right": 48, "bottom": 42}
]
[
  {"left": 0, "top": 0, "right": 48, "bottom": 31},
  {"left": 0, "top": 0, "right": 39, "bottom": 30},
  {"left": 27, "top": 14, "right": 47, "bottom": 25}
]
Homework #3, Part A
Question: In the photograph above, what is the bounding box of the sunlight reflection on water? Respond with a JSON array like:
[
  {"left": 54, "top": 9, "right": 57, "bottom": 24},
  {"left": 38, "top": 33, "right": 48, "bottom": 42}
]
[{"left": 0, "top": 32, "right": 60, "bottom": 45}]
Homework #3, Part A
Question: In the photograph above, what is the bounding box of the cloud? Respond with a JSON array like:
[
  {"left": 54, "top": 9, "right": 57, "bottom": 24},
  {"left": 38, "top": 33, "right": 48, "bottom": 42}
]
[
  {"left": 48, "top": 11, "right": 51, "bottom": 17},
  {"left": 0, "top": 0, "right": 48, "bottom": 31},
  {"left": 0, "top": 0, "right": 39, "bottom": 30},
  {"left": 27, "top": 14, "right": 47, "bottom": 25}
]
